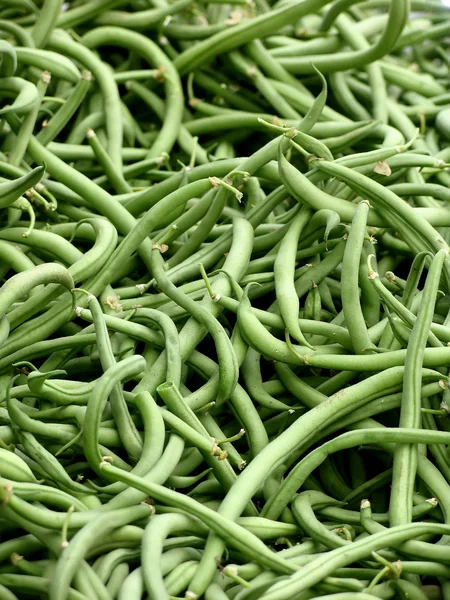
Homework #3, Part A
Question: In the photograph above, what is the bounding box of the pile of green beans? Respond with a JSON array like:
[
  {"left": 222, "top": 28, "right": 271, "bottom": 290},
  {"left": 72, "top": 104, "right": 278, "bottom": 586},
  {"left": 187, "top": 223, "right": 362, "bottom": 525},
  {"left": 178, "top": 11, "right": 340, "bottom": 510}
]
[{"left": 2, "top": 0, "right": 450, "bottom": 598}]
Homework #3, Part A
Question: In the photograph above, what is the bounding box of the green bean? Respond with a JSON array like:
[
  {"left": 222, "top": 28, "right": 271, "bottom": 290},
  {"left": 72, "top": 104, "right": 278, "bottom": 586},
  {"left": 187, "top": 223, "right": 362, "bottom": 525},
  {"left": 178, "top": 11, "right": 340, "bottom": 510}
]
[
  {"left": 278, "top": 0, "right": 408, "bottom": 75},
  {"left": 87, "top": 128, "right": 132, "bottom": 195},
  {"left": 100, "top": 461, "right": 297, "bottom": 575},
  {"left": 95, "top": 0, "right": 197, "bottom": 29},
  {"left": 320, "top": 0, "right": 367, "bottom": 32},
  {"left": 0, "top": 41, "right": 17, "bottom": 77},
  {"left": 49, "top": 505, "right": 151, "bottom": 600},
  {"left": 0, "top": 228, "right": 81, "bottom": 267},
  {"left": 0, "top": 485, "right": 98, "bottom": 530},
  {"left": 126, "top": 81, "right": 209, "bottom": 165},
  {"left": 151, "top": 249, "right": 238, "bottom": 403},
  {"left": 83, "top": 27, "right": 184, "bottom": 161},
  {"left": 274, "top": 205, "right": 314, "bottom": 349},
  {"left": 161, "top": 407, "right": 224, "bottom": 458},
  {"left": 15, "top": 429, "right": 92, "bottom": 494},
  {"left": 167, "top": 468, "right": 212, "bottom": 489},
  {"left": 7, "top": 392, "right": 82, "bottom": 448},
  {"left": 241, "top": 348, "right": 291, "bottom": 412},
  {"left": 37, "top": 72, "right": 92, "bottom": 147},
  {"left": 158, "top": 381, "right": 245, "bottom": 496},
  {"left": 229, "top": 51, "right": 300, "bottom": 120},
  {"left": 1, "top": 478, "right": 89, "bottom": 511},
  {"left": 49, "top": 30, "right": 124, "bottom": 172},
  {"left": 360, "top": 499, "right": 450, "bottom": 566},
  {"left": 0, "top": 0, "right": 448, "bottom": 594},
  {"left": 15, "top": 48, "right": 80, "bottom": 83},
  {"left": 141, "top": 514, "right": 202, "bottom": 600},
  {"left": 199, "top": 413, "right": 246, "bottom": 470},
  {"left": 117, "top": 567, "right": 142, "bottom": 600},
  {"left": 106, "top": 563, "right": 129, "bottom": 598},
  {"left": 187, "top": 366, "right": 426, "bottom": 596},
  {"left": 237, "top": 285, "right": 345, "bottom": 365},
  {"left": 292, "top": 491, "right": 350, "bottom": 550},
  {"left": 0, "top": 447, "right": 37, "bottom": 483},
  {"left": 0, "top": 584, "right": 18, "bottom": 600},
  {"left": 389, "top": 249, "right": 448, "bottom": 526},
  {"left": 100, "top": 434, "right": 185, "bottom": 511},
  {"left": 94, "top": 391, "right": 165, "bottom": 496},
  {"left": 0, "top": 574, "right": 86, "bottom": 600},
  {"left": 79, "top": 293, "right": 142, "bottom": 460},
  {"left": 31, "top": 0, "right": 63, "bottom": 47},
  {"left": 381, "top": 60, "right": 446, "bottom": 98},
  {"left": 0, "top": 77, "right": 38, "bottom": 116},
  {"left": 341, "top": 201, "right": 373, "bottom": 354},
  {"left": 391, "top": 579, "right": 429, "bottom": 600},
  {"left": 259, "top": 518, "right": 450, "bottom": 597},
  {"left": 83, "top": 354, "right": 145, "bottom": 476},
  {"left": 312, "top": 158, "right": 450, "bottom": 262},
  {"left": 174, "top": 0, "right": 334, "bottom": 74},
  {"left": 0, "top": 262, "right": 73, "bottom": 342},
  {"left": 164, "top": 560, "right": 199, "bottom": 596},
  {"left": 0, "top": 166, "right": 44, "bottom": 209},
  {"left": 167, "top": 186, "right": 228, "bottom": 268}
]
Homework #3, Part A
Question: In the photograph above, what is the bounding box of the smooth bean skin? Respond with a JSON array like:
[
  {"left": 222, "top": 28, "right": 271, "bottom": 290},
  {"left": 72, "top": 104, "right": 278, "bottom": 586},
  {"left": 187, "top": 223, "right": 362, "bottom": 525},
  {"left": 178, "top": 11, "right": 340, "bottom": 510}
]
[
  {"left": 341, "top": 201, "right": 374, "bottom": 354},
  {"left": 99, "top": 462, "right": 297, "bottom": 574},
  {"left": 0, "top": 1, "right": 449, "bottom": 597},
  {"left": 83, "top": 354, "right": 146, "bottom": 476},
  {"left": 258, "top": 520, "right": 450, "bottom": 599},
  {"left": 82, "top": 26, "right": 184, "bottom": 160},
  {"left": 274, "top": 205, "right": 313, "bottom": 349},
  {"left": 49, "top": 505, "right": 152, "bottom": 600},
  {"left": 390, "top": 249, "right": 448, "bottom": 526},
  {"left": 174, "top": 0, "right": 334, "bottom": 74},
  {"left": 184, "top": 367, "right": 422, "bottom": 596}
]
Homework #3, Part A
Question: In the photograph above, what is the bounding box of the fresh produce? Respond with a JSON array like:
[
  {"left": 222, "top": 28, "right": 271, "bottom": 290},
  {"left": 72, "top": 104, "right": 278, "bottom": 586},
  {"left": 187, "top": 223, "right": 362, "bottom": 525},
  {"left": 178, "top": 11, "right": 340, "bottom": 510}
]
[{"left": 1, "top": 0, "right": 450, "bottom": 599}]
